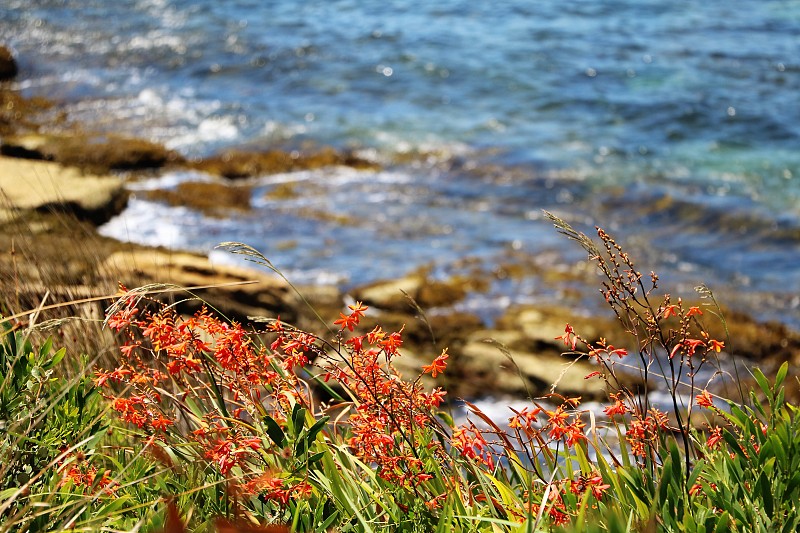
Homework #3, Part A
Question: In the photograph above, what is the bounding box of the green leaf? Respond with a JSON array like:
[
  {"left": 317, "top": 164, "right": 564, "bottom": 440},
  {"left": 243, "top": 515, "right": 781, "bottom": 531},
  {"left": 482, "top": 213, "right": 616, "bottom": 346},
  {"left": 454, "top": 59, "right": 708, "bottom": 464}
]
[
  {"left": 305, "top": 415, "right": 329, "bottom": 443},
  {"left": 0, "top": 487, "right": 21, "bottom": 502},
  {"left": 39, "top": 338, "right": 54, "bottom": 359},
  {"left": 687, "top": 459, "right": 706, "bottom": 489},
  {"left": 786, "top": 471, "right": 800, "bottom": 497},
  {"left": 94, "top": 494, "right": 132, "bottom": 520},
  {"left": 295, "top": 435, "right": 308, "bottom": 457},
  {"left": 291, "top": 404, "right": 306, "bottom": 435},
  {"left": 307, "top": 451, "right": 325, "bottom": 465},
  {"left": 658, "top": 473, "right": 670, "bottom": 506},
  {"left": 775, "top": 362, "right": 788, "bottom": 392},
  {"left": 44, "top": 347, "right": 66, "bottom": 370},
  {"left": 713, "top": 511, "right": 730, "bottom": 532},
  {"left": 263, "top": 414, "right": 286, "bottom": 448},
  {"left": 308, "top": 373, "right": 346, "bottom": 402},
  {"left": 437, "top": 411, "right": 455, "bottom": 427},
  {"left": 753, "top": 368, "right": 772, "bottom": 401},
  {"left": 776, "top": 387, "right": 786, "bottom": 413},
  {"left": 757, "top": 471, "right": 774, "bottom": 516}
]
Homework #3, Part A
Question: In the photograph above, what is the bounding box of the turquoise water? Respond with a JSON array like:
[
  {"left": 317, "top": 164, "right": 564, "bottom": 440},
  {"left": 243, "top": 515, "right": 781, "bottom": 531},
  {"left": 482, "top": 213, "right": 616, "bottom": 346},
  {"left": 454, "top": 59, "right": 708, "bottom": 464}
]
[{"left": 2, "top": 0, "right": 799, "bottom": 327}]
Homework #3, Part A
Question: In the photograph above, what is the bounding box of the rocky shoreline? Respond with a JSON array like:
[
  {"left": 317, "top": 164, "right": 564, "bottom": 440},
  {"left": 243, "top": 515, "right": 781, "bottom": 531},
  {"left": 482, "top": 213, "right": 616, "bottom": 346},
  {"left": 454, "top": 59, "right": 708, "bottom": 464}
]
[{"left": 2, "top": 45, "right": 798, "bottom": 403}]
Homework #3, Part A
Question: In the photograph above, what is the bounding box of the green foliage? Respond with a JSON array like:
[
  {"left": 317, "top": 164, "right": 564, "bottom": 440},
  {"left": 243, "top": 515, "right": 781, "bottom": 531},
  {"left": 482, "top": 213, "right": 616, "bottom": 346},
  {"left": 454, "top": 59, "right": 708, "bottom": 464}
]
[
  {"left": 2, "top": 230, "right": 799, "bottom": 532},
  {"left": 695, "top": 363, "right": 800, "bottom": 532},
  {"left": 0, "top": 325, "right": 108, "bottom": 532}
]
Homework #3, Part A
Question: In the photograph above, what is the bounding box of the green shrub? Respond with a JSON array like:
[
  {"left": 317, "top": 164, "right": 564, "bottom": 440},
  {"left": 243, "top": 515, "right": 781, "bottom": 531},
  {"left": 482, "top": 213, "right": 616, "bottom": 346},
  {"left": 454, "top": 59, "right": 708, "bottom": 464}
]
[{"left": 0, "top": 325, "right": 109, "bottom": 532}]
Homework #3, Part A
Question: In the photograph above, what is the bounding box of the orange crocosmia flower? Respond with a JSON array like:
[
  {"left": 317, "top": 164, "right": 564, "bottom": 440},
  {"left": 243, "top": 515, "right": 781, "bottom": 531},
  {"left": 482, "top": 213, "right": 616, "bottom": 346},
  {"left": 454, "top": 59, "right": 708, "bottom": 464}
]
[
  {"left": 686, "top": 306, "right": 703, "bottom": 317},
  {"left": 662, "top": 304, "right": 679, "bottom": 319},
  {"left": 348, "top": 301, "right": 368, "bottom": 318},
  {"left": 150, "top": 415, "right": 174, "bottom": 431},
  {"left": 119, "top": 342, "right": 141, "bottom": 358},
  {"left": 422, "top": 349, "right": 449, "bottom": 378},
  {"left": 708, "top": 339, "right": 724, "bottom": 352},
  {"left": 564, "top": 420, "right": 587, "bottom": 447},
  {"left": 379, "top": 329, "right": 404, "bottom": 355},
  {"left": 563, "top": 396, "right": 581, "bottom": 408},
  {"left": 695, "top": 389, "right": 714, "bottom": 408},
  {"left": 333, "top": 312, "right": 358, "bottom": 331},
  {"left": 425, "top": 387, "right": 447, "bottom": 407},
  {"left": 366, "top": 325, "right": 385, "bottom": 344},
  {"left": 334, "top": 302, "right": 369, "bottom": 331},
  {"left": 586, "top": 474, "right": 610, "bottom": 499},
  {"left": 706, "top": 426, "right": 723, "bottom": 449},
  {"left": 604, "top": 396, "right": 628, "bottom": 417},
  {"left": 572, "top": 473, "right": 610, "bottom": 500},
  {"left": 544, "top": 406, "right": 572, "bottom": 440},
  {"left": 607, "top": 345, "right": 627, "bottom": 358},
  {"left": 239, "top": 436, "right": 262, "bottom": 451},
  {"left": 648, "top": 407, "right": 670, "bottom": 430},
  {"left": 683, "top": 338, "right": 705, "bottom": 356},
  {"left": 107, "top": 306, "right": 139, "bottom": 331},
  {"left": 555, "top": 324, "right": 577, "bottom": 350},
  {"left": 292, "top": 481, "right": 313, "bottom": 499},
  {"left": 669, "top": 343, "right": 682, "bottom": 359}
]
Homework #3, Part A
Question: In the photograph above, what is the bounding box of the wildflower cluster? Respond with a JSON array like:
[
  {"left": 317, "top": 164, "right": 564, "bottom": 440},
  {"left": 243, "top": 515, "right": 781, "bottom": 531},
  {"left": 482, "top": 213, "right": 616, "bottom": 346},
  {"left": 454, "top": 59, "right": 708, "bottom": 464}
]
[
  {"left": 282, "top": 302, "right": 450, "bottom": 491},
  {"left": 500, "top": 395, "right": 614, "bottom": 525},
  {"left": 83, "top": 227, "right": 796, "bottom": 531},
  {"left": 97, "top": 292, "right": 467, "bottom": 521},
  {"left": 548, "top": 217, "right": 730, "bottom": 461},
  {"left": 96, "top": 289, "right": 310, "bottom": 496},
  {"left": 56, "top": 450, "right": 116, "bottom": 496}
]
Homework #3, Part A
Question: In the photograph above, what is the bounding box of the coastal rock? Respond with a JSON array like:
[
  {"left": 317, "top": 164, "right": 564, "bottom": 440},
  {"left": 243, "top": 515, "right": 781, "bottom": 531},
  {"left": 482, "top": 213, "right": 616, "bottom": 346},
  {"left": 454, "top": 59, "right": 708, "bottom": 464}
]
[
  {"left": 351, "top": 274, "right": 425, "bottom": 312},
  {"left": 0, "top": 92, "right": 55, "bottom": 137},
  {"left": 190, "top": 147, "right": 378, "bottom": 179},
  {"left": 141, "top": 181, "right": 253, "bottom": 217},
  {"left": 0, "top": 45, "right": 17, "bottom": 80},
  {"left": 698, "top": 307, "right": 800, "bottom": 364},
  {"left": 494, "top": 305, "right": 623, "bottom": 346},
  {"left": 0, "top": 155, "right": 128, "bottom": 224},
  {"left": 0, "top": 133, "right": 184, "bottom": 172},
  {"left": 410, "top": 303, "right": 643, "bottom": 400},
  {"left": 350, "top": 299, "right": 625, "bottom": 400},
  {"left": 101, "top": 249, "right": 341, "bottom": 329},
  {"left": 454, "top": 329, "right": 610, "bottom": 400},
  {"left": 351, "top": 273, "right": 468, "bottom": 312}
]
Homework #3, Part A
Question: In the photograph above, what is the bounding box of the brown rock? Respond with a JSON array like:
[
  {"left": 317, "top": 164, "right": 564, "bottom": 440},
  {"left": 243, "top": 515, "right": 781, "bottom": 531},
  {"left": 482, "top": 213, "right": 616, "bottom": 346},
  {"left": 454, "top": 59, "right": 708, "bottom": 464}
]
[
  {"left": 190, "top": 147, "right": 378, "bottom": 179},
  {"left": 0, "top": 92, "right": 55, "bottom": 137},
  {"left": 494, "top": 304, "right": 624, "bottom": 347},
  {"left": 452, "top": 330, "right": 610, "bottom": 400},
  {"left": 101, "top": 249, "right": 341, "bottom": 330},
  {"left": 0, "top": 155, "right": 128, "bottom": 225},
  {"left": 696, "top": 306, "right": 800, "bottom": 364},
  {"left": 0, "top": 45, "right": 18, "bottom": 80},
  {"left": 141, "top": 181, "right": 252, "bottom": 217},
  {"left": 1, "top": 133, "right": 184, "bottom": 172},
  {"left": 351, "top": 274, "right": 425, "bottom": 312},
  {"left": 351, "top": 273, "right": 468, "bottom": 312}
]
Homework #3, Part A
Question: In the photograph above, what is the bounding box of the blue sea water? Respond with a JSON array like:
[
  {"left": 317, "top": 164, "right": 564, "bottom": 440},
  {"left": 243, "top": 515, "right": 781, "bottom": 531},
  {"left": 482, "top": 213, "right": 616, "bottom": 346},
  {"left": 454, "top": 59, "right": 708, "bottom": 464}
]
[{"left": 2, "top": 0, "right": 799, "bottom": 328}]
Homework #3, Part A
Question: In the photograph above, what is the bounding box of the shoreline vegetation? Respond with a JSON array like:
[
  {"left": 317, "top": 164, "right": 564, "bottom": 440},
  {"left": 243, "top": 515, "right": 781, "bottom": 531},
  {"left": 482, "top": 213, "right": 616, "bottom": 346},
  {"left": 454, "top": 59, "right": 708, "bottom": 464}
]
[{"left": 2, "top": 46, "right": 800, "bottom": 531}]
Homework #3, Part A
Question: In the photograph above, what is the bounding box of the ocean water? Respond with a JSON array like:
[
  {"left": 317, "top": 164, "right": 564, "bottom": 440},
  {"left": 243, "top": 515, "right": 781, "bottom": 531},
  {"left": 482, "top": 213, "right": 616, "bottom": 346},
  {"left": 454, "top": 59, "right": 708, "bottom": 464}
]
[{"left": 2, "top": 0, "right": 799, "bottom": 329}]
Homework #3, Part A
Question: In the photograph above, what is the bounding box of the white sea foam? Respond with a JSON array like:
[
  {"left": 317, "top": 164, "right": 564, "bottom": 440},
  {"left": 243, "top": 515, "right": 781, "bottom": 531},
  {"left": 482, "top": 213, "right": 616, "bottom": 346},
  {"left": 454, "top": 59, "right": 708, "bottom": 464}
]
[
  {"left": 98, "top": 198, "right": 193, "bottom": 250},
  {"left": 261, "top": 120, "right": 308, "bottom": 141},
  {"left": 123, "top": 170, "right": 216, "bottom": 191},
  {"left": 165, "top": 115, "right": 240, "bottom": 150}
]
